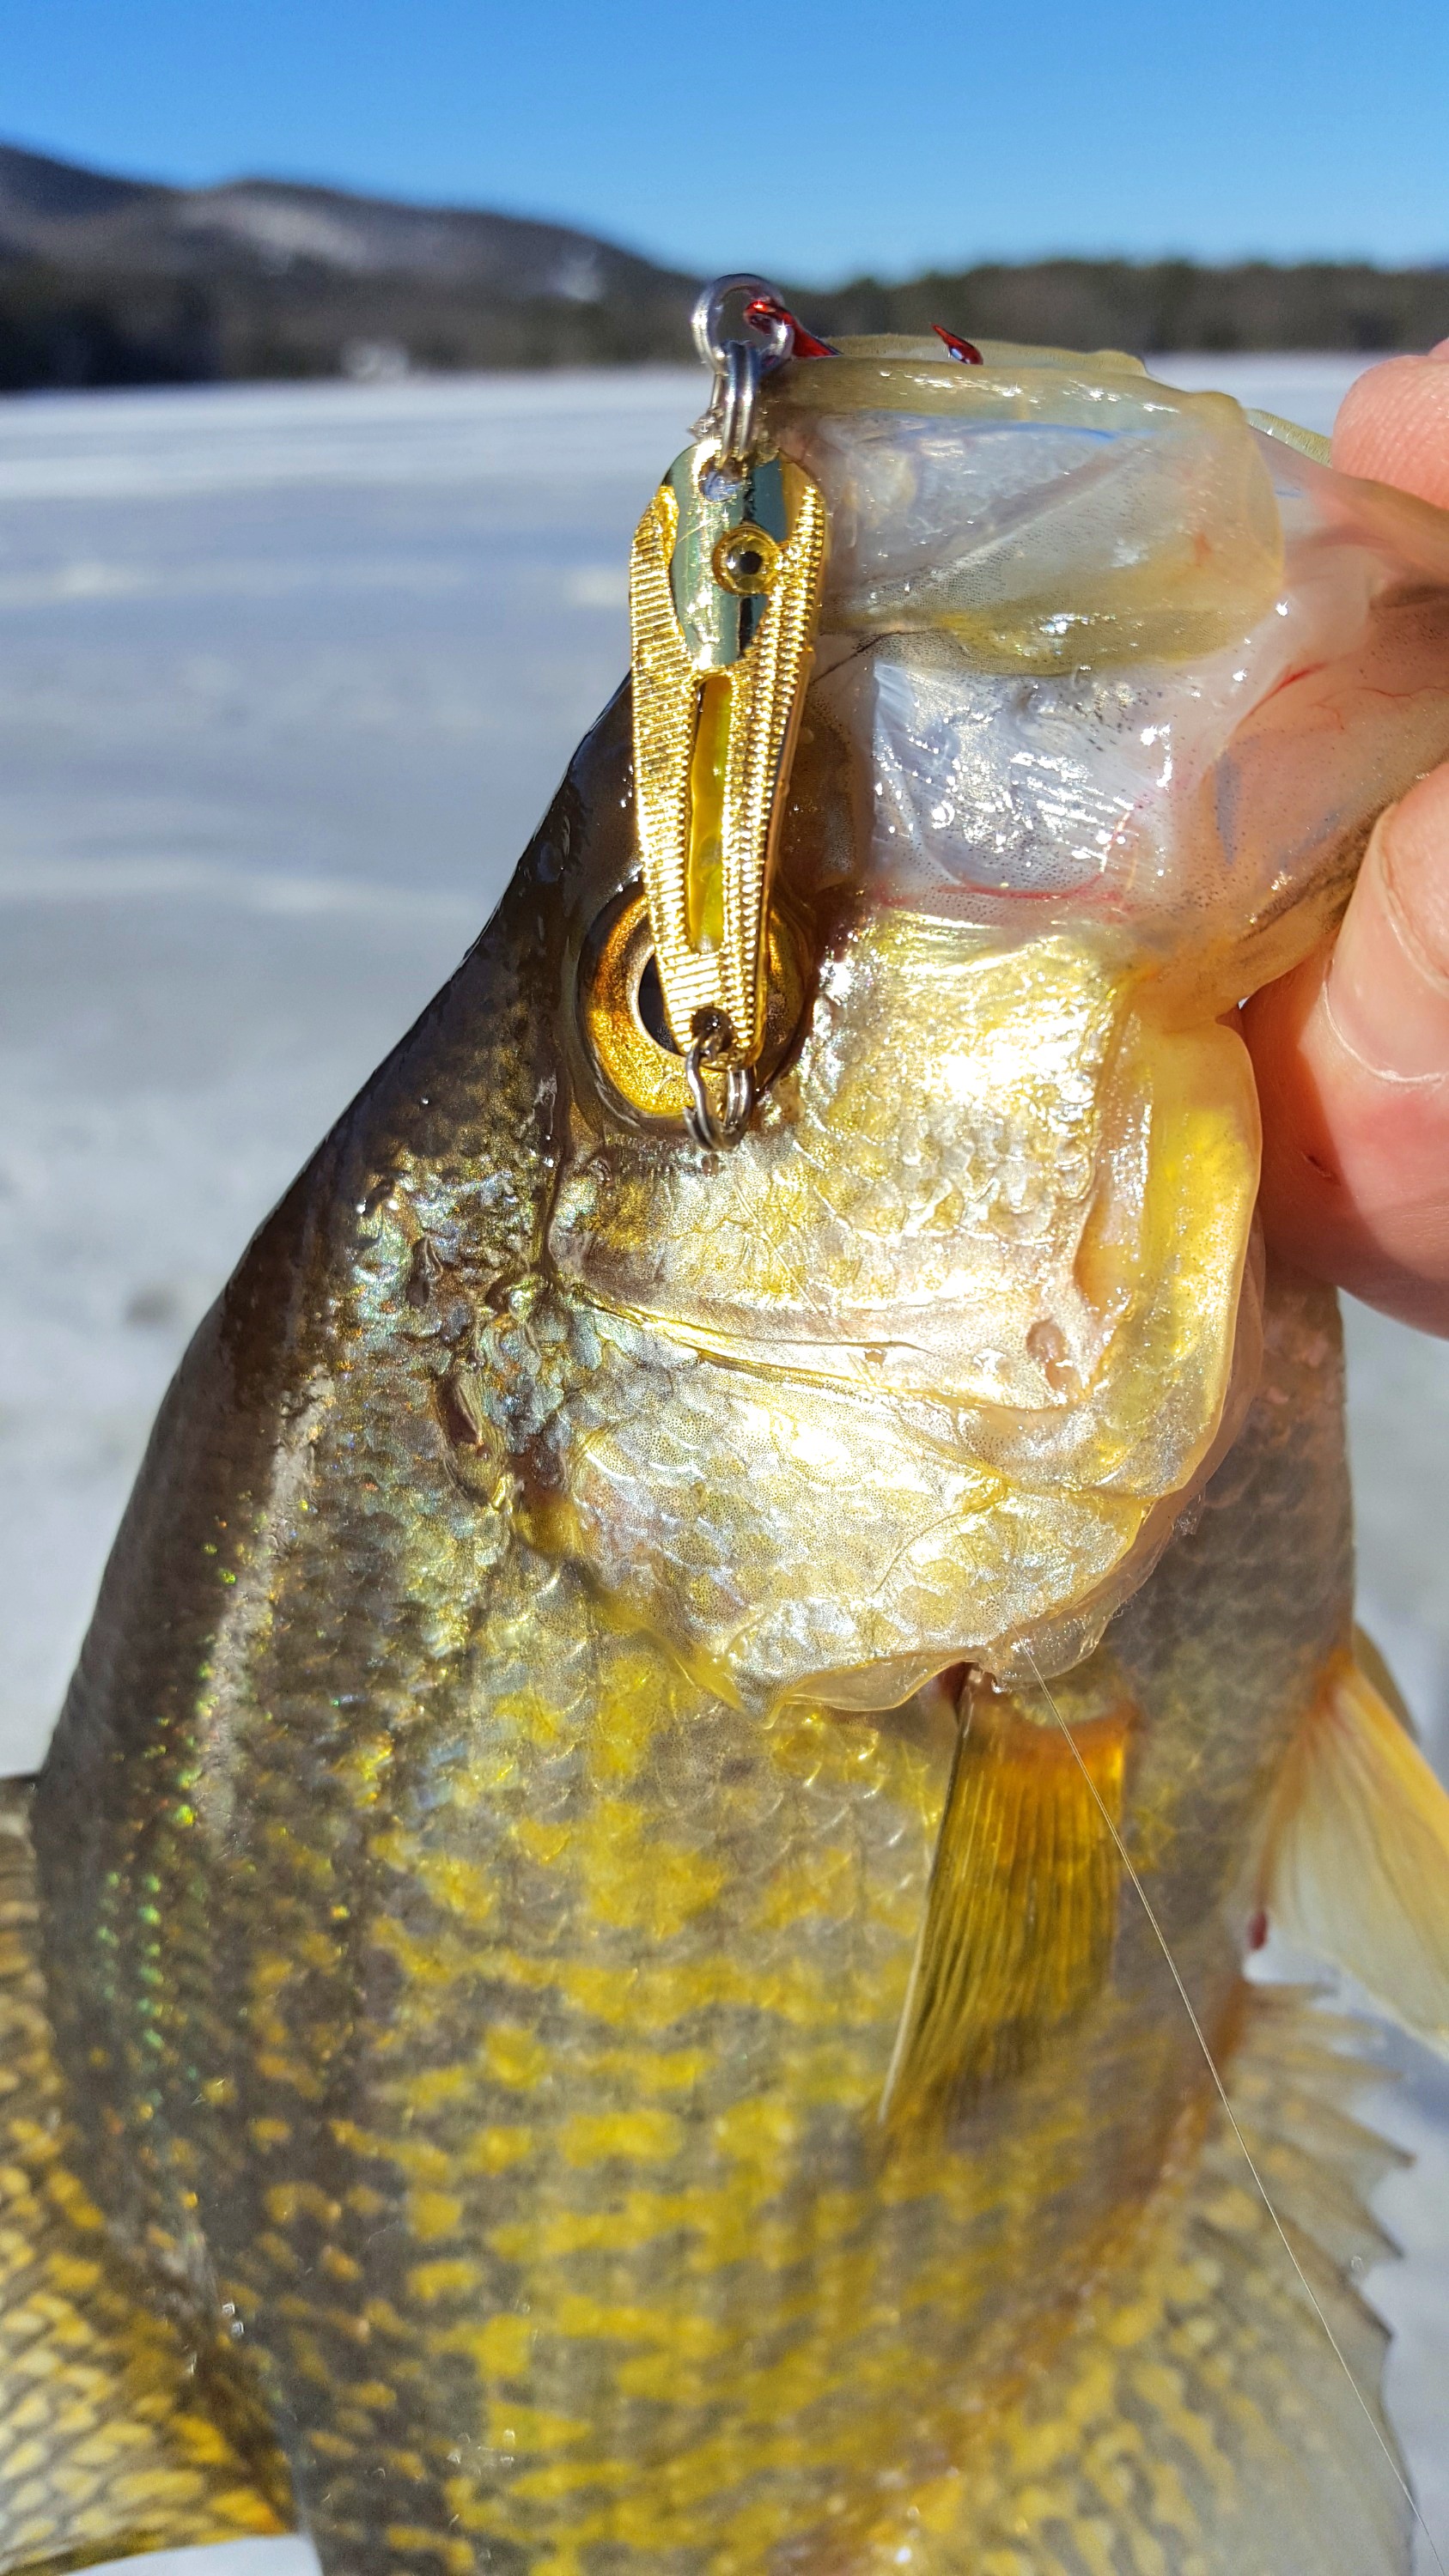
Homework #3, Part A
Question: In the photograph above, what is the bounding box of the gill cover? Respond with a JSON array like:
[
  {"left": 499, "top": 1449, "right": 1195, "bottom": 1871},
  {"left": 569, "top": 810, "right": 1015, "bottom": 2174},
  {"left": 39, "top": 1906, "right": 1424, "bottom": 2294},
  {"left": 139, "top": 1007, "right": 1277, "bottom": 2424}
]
[{"left": 572, "top": 305, "right": 1449, "bottom": 1708}]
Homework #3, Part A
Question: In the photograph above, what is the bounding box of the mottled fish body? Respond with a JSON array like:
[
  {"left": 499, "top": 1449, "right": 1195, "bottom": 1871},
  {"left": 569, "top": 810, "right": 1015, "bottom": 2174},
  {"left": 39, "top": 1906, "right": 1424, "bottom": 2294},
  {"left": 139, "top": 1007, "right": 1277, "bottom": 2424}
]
[{"left": 5, "top": 332, "right": 1449, "bottom": 2576}]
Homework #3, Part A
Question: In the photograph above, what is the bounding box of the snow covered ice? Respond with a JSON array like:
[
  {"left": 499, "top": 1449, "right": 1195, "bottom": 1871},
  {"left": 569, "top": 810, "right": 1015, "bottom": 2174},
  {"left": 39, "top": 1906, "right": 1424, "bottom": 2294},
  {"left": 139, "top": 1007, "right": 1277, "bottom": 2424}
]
[{"left": 0, "top": 355, "right": 1444, "bottom": 2573}]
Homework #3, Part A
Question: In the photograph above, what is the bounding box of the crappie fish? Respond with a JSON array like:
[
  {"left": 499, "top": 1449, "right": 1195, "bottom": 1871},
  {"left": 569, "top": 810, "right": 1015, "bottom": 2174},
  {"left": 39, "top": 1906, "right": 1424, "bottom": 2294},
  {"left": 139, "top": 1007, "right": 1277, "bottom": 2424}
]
[{"left": 6, "top": 303, "right": 1449, "bottom": 2576}]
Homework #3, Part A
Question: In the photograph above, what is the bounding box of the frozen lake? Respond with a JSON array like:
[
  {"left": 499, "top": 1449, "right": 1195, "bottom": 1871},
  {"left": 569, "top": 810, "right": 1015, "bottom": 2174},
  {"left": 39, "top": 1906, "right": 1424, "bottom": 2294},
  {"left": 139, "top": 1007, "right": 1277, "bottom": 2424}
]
[{"left": 0, "top": 354, "right": 1445, "bottom": 2571}]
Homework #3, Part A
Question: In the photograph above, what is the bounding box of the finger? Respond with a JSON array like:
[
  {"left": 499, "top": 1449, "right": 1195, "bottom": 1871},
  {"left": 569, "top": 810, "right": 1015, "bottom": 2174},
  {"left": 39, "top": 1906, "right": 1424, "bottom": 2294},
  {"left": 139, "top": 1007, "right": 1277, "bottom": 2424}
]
[
  {"left": 1331, "top": 341, "right": 1449, "bottom": 507},
  {"left": 1244, "top": 762, "right": 1449, "bottom": 1335}
]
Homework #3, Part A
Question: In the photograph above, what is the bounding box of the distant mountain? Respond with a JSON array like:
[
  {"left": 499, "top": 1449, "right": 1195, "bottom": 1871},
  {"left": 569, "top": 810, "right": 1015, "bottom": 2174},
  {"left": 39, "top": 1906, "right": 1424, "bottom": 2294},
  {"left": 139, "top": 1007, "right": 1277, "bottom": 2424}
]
[
  {"left": 2, "top": 140, "right": 1446, "bottom": 394},
  {"left": 0, "top": 142, "right": 700, "bottom": 387},
  {"left": 0, "top": 142, "right": 691, "bottom": 303}
]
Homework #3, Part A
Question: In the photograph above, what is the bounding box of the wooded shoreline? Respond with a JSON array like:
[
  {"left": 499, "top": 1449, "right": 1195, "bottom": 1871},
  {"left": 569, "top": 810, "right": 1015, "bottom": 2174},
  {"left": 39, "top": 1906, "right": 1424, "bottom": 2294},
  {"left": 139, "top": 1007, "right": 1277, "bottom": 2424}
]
[{"left": 2, "top": 139, "right": 1445, "bottom": 392}]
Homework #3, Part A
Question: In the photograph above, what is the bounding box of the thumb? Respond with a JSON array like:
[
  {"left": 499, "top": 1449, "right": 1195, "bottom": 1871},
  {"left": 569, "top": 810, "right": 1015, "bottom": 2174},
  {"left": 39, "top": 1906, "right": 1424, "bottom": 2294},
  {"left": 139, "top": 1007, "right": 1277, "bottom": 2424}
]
[
  {"left": 1331, "top": 339, "right": 1449, "bottom": 505},
  {"left": 1245, "top": 763, "right": 1449, "bottom": 1334}
]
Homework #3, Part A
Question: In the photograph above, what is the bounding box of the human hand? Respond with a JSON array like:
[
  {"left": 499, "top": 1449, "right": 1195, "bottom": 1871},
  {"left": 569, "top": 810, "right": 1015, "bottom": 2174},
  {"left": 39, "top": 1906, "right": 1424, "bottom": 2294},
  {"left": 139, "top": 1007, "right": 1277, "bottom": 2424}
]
[{"left": 1243, "top": 343, "right": 1449, "bottom": 1334}]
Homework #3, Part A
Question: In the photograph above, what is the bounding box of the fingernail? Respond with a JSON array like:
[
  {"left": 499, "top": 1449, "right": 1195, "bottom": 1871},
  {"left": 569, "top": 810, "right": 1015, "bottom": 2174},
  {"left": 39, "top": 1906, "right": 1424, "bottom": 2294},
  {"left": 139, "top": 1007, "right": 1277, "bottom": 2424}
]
[
  {"left": 1430, "top": 338, "right": 1449, "bottom": 361},
  {"left": 1322, "top": 798, "right": 1449, "bottom": 1083}
]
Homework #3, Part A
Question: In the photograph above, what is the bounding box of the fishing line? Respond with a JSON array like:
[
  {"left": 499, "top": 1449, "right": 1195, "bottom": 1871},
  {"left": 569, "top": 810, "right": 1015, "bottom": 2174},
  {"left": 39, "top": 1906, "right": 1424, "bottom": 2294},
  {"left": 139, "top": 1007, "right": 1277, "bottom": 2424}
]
[{"left": 1023, "top": 1647, "right": 1446, "bottom": 2576}]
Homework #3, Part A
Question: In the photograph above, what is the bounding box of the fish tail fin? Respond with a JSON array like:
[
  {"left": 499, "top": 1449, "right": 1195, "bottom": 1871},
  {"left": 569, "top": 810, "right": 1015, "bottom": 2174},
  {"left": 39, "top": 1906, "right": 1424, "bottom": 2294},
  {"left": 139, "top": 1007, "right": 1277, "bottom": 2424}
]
[
  {"left": 1258, "top": 1640, "right": 1449, "bottom": 2054},
  {"left": 0, "top": 1780, "right": 292, "bottom": 2575},
  {"left": 868, "top": 1986, "right": 1416, "bottom": 2573}
]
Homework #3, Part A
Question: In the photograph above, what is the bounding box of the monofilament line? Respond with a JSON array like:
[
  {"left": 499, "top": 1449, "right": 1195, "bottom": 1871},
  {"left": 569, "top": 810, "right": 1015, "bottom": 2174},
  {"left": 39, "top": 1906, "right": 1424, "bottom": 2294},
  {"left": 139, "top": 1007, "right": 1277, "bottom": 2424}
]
[{"left": 1023, "top": 1647, "right": 1445, "bottom": 2576}]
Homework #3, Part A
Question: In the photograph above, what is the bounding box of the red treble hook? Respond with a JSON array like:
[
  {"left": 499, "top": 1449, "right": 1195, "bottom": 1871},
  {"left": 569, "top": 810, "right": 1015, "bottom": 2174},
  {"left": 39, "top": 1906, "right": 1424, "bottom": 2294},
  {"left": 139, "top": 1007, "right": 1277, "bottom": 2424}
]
[
  {"left": 933, "top": 325, "right": 984, "bottom": 364},
  {"left": 743, "top": 295, "right": 838, "bottom": 360}
]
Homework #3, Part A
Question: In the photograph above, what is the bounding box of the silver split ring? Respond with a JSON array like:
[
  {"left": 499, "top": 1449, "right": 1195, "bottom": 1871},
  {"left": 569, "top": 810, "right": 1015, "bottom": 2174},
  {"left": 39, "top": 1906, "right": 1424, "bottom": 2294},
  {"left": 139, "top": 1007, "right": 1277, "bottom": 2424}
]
[
  {"left": 691, "top": 274, "right": 793, "bottom": 373},
  {"left": 683, "top": 1043, "right": 756, "bottom": 1152},
  {"left": 691, "top": 275, "right": 792, "bottom": 475}
]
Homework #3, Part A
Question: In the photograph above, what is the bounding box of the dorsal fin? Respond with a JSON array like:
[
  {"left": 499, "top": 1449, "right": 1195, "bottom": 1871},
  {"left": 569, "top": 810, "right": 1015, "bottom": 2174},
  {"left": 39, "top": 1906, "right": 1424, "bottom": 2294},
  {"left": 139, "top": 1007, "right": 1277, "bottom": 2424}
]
[
  {"left": 881, "top": 1671, "right": 1131, "bottom": 2129},
  {"left": 1258, "top": 1648, "right": 1449, "bottom": 2053}
]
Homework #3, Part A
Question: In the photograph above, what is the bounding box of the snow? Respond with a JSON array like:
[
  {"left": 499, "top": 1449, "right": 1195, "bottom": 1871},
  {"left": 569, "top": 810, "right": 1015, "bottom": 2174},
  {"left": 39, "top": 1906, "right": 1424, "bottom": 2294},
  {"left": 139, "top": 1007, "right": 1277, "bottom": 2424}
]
[{"left": 0, "top": 355, "right": 1443, "bottom": 2572}]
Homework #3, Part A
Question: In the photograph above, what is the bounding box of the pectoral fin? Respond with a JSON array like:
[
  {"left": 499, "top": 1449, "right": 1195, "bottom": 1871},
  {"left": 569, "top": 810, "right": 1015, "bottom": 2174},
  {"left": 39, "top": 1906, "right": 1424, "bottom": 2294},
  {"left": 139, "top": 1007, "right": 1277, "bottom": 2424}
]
[
  {"left": 0, "top": 1782, "right": 292, "bottom": 2575},
  {"left": 1259, "top": 1649, "right": 1449, "bottom": 2053},
  {"left": 881, "top": 1673, "right": 1131, "bottom": 2129}
]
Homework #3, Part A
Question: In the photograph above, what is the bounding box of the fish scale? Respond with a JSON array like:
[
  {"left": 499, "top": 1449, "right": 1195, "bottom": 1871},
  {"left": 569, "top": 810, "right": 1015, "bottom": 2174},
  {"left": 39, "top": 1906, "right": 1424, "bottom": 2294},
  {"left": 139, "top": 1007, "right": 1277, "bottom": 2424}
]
[{"left": 33, "top": 805, "right": 1356, "bottom": 2566}]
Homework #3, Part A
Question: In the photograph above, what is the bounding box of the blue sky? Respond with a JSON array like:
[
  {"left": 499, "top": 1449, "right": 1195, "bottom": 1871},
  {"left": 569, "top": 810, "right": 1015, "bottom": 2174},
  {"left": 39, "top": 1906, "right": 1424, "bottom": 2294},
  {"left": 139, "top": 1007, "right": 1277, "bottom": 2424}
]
[{"left": 8, "top": 0, "right": 1449, "bottom": 282}]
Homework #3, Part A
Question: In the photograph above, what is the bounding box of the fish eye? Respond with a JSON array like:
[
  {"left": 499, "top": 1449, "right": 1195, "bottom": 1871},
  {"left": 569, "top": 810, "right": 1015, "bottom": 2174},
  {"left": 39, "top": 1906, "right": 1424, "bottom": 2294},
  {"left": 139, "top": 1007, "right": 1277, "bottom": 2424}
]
[
  {"left": 578, "top": 884, "right": 809, "bottom": 1127},
  {"left": 633, "top": 950, "right": 677, "bottom": 1054}
]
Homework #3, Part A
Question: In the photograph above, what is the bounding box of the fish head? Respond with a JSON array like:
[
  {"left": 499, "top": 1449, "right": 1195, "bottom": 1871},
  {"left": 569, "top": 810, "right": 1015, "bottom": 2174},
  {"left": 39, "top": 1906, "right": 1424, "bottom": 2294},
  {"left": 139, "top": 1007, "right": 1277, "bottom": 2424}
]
[{"left": 527, "top": 343, "right": 1449, "bottom": 1712}]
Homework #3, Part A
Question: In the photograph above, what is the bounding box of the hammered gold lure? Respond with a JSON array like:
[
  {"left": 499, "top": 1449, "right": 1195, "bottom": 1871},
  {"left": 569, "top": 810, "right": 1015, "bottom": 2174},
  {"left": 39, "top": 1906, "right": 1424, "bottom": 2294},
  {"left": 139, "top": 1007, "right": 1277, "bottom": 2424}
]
[
  {"left": 6, "top": 294, "right": 1449, "bottom": 2576},
  {"left": 624, "top": 279, "right": 826, "bottom": 1144}
]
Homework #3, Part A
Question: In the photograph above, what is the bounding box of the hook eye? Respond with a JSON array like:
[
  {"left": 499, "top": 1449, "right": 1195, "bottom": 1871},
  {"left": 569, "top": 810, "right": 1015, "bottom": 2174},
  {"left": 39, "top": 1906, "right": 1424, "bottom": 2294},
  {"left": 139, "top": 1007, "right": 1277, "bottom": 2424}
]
[{"left": 691, "top": 274, "right": 793, "bottom": 374}]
